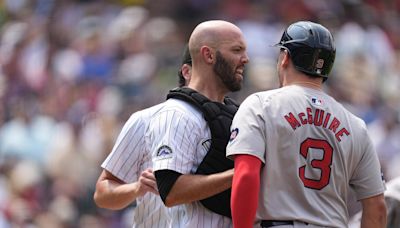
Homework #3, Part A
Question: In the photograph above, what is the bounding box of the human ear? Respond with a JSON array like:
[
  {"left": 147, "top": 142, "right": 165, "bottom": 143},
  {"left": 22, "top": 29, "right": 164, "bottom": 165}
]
[
  {"left": 281, "top": 50, "right": 290, "bottom": 67},
  {"left": 200, "top": 46, "right": 214, "bottom": 64}
]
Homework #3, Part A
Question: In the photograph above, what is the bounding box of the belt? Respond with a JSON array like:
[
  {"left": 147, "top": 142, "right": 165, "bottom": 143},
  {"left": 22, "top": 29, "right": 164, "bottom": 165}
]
[{"left": 261, "top": 220, "right": 294, "bottom": 227}]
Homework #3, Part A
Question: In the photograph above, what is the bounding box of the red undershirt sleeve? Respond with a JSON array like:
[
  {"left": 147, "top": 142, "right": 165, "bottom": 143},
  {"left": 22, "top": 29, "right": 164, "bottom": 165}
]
[{"left": 231, "top": 154, "right": 262, "bottom": 228}]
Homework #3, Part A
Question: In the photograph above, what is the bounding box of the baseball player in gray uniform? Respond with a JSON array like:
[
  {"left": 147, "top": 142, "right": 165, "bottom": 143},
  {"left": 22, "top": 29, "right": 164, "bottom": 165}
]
[
  {"left": 149, "top": 20, "right": 249, "bottom": 228},
  {"left": 350, "top": 176, "right": 400, "bottom": 227},
  {"left": 93, "top": 47, "right": 192, "bottom": 228},
  {"left": 226, "top": 21, "right": 386, "bottom": 228}
]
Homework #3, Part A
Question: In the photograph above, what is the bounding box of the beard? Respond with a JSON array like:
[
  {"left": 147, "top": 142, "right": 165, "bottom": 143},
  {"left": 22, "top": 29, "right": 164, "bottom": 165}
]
[{"left": 213, "top": 51, "right": 242, "bottom": 92}]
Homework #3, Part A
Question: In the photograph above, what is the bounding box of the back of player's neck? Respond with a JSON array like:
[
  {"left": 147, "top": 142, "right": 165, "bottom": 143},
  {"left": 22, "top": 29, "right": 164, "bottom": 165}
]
[
  {"left": 285, "top": 80, "right": 322, "bottom": 90},
  {"left": 283, "top": 73, "right": 322, "bottom": 90}
]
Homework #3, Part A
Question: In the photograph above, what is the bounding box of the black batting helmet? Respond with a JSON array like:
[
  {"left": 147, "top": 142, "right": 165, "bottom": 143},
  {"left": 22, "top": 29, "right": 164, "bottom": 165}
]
[{"left": 275, "top": 21, "right": 336, "bottom": 79}]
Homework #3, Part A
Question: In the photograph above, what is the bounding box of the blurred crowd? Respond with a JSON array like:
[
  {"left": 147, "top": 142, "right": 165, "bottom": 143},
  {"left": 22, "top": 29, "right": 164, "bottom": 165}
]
[{"left": 0, "top": 0, "right": 399, "bottom": 227}]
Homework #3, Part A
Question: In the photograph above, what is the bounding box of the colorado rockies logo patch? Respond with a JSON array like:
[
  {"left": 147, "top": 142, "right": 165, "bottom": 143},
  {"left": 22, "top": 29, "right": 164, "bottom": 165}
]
[{"left": 156, "top": 145, "right": 173, "bottom": 160}]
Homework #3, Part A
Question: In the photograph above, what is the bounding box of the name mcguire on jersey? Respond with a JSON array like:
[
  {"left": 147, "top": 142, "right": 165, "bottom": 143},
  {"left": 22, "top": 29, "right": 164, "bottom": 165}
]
[{"left": 284, "top": 107, "right": 350, "bottom": 142}]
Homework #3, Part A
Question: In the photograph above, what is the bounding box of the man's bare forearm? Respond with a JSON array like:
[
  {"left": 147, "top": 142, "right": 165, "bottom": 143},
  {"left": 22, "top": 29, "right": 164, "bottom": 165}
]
[
  {"left": 94, "top": 174, "right": 140, "bottom": 210},
  {"left": 94, "top": 169, "right": 157, "bottom": 210},
  {"left": 360, "top": 194, "right": 387, "bottom": 228},
  {"left": 164, "top": 169, "right": 234, "bottom": 207}
]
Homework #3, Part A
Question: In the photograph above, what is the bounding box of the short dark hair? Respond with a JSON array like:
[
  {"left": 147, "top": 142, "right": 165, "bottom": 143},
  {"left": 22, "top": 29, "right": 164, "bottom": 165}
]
[{"left": 178, "top": 45, "right": 192, "bottom": 87}]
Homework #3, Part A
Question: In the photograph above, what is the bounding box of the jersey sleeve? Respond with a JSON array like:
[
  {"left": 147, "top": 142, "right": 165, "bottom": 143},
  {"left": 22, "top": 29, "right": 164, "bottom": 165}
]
[
  {"left": 150, "top": 109, "right": 201, "bottom": 174},
  {"left": 350, "top": 127, "right": 386, "bottom": 200},
  {"left": 226, "top": 94, "right": 266, "bottom": 163},
  {"left": 101, "top": 113, "right": 146, "bottom": 183}
]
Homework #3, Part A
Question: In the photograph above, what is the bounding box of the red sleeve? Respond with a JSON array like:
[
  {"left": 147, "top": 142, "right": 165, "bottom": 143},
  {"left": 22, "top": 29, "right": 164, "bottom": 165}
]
[{"left": 231, "top": 154, "right": 262, "bottom": 228}]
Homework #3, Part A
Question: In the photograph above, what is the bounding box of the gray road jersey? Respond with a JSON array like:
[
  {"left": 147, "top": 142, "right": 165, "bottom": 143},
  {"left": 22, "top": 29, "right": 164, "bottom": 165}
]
[{"left": 227, "top": 85, "right": 385, "bottom": 227}]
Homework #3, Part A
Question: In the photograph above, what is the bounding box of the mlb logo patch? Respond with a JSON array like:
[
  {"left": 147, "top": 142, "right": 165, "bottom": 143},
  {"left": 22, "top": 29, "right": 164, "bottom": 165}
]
[{"left": 311, "top": 97, "right": 323, "bottom": 106}]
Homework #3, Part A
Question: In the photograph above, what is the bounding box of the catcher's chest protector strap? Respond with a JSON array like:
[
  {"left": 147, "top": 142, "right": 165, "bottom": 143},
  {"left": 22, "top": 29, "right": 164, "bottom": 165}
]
[{"left": 167, "top": 87, "right": 239, "bottom": 218}]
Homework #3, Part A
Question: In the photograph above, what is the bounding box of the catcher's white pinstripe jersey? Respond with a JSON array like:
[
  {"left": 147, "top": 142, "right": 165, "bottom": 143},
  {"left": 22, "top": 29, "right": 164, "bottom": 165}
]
[
  {"left": 149, "top": 98, "right": 232, "bottom": 228},
  {"left": 101, "top": 103, "right": 169, "bottom": 228}
]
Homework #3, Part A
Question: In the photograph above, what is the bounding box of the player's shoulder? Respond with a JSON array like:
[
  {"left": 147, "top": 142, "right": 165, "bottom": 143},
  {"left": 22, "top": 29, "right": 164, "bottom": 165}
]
[
  {"left": 322, "top": 94, "right": 369, "bottom": 132},
  {"left": 242, "top": 87, "right": 287, "bottom": 106},
  {"left": 256, "top": 87, "right": 286, "bottom": 97},
  {"left": 341, "top": 105, "right": 368, "bottom": 129},
  {"left": 122, "top": 103, "right": 166, "bottom": 131},
  {"left": 128, "top": 103, "right": 165, "bottom": 121},
  {"left": 321, "top": 93, "right": 364, "bottom": 121},
  {"left": 155, "top": 98, "right": 206, "bottom": 124}
]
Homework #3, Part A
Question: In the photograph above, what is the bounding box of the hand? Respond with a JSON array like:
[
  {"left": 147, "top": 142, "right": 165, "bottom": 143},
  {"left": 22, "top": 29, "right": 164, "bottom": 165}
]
[{"left": 137, "top": 168, "right": 159, "bottom": 196}]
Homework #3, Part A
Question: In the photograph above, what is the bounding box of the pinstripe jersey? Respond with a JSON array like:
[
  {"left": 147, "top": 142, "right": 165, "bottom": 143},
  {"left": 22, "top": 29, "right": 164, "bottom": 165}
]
[
  {"left": 101, "top": 103, "right": 170, "bottom": 228},
  {"left": 227, "top": 85, "right": 385, "bottom": 227},
  {"left": 149, "top": 98, "right": 232, "bottom": 228}
]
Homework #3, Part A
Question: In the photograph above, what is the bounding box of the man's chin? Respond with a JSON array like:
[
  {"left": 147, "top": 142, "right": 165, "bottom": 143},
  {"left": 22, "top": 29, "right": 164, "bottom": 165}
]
[{"left": 229, "top": 82, "right": 242, "bottom": 92}]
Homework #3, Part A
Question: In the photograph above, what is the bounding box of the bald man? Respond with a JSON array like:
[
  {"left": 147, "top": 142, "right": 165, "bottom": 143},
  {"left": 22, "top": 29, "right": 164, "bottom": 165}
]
[{"left": 149, "top": 20, "right": 249, "bottom": 227}]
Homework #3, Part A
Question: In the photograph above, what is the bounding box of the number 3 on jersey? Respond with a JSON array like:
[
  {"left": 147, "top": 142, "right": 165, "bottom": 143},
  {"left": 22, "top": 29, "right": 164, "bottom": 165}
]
[{"left": 299, "top": 138, "right": 333, "bottom": 190}]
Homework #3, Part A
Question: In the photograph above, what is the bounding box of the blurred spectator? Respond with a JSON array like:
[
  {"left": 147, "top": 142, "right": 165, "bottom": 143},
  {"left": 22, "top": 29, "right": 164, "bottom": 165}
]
[{"left": 368, "top": 104, "right": 400, "bottom": 180}]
